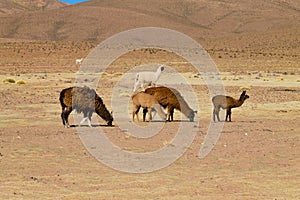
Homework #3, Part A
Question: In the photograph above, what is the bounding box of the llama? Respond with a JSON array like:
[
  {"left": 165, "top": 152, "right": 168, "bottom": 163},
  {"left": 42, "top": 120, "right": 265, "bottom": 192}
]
[
  {"left": 145, "top": 86, "right": 197, "bottom": 122},
  {"left": 59, "top": 86, "right": 113, "bottom": 127},
  {"left": 212, "top": 91, "right": 249, "bottom": 122},
  {"left": 133, "top": 65, "right": 165, "bottom": 92},
  {"left": 132, "top": 92, "right": 167, "bottom": 122},
  {"left": 75, "top": 58, "right": 83, "bottom": 65}
]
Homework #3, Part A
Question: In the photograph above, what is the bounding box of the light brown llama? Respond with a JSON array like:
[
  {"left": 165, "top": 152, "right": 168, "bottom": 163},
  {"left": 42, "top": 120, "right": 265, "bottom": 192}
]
[
  {"left": 144, "top": 86, "right": 197, "bottom": 122},
  {"left": 131, "top": 92, "right": 167, "bottom": 122},
  {"left": 212, "top": 91, "right": 249, "bottom": 122},
  {"left": 59, "top": 86, "right": 113, "bottom": 127}
]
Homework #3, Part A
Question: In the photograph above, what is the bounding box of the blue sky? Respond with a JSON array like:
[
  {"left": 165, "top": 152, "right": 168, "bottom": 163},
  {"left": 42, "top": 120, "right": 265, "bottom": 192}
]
[{"left": 59, "top": 0, "right": 88, "bottom": 4}]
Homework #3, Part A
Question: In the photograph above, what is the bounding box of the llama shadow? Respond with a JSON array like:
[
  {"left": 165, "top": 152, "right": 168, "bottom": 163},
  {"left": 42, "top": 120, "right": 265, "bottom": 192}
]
[
  {"left": 130, "top": 120, "right": 193, "bottom": 123},
  {"left": 132, "top": 119, "right": 193, "bottom": 123},
  {"left": 213, "top": 120, "right": 256, "bottom": 123},
  {"left": 166, "top": 119, "right": 194, "bottom": 123},
  {"left": 147, "top": 120, "right": 168, "bottom": 123},
  {"left": 70, "top": 124, "right": 116, "bottom": 128},
  {"left": 212, "top": 120, "right": 233, "bottom": 123},
  {"left": 233, "top": 120, "right": 257, "bottom": 123}
]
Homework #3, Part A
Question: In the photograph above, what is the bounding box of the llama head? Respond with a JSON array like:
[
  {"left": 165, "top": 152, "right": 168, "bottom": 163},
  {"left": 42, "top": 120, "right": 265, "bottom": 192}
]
[
  {"left": 188, "top": 110, "right": 198, "bottom": 122},
  {"left": 107, "top": 120, "right": 113, "bottom": 126},
  {"left": 239, "top": 91, "right": 249, "bottom": 101},
  {"left": 158, "top": 65, "right": 165, "bottom": 72},
  {"left": 107, "top": 110, "right": 114, "bottom": 126}
]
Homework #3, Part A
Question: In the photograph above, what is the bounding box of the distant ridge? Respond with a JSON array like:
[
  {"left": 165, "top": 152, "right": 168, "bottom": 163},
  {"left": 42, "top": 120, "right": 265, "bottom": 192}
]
[
  {"left": 0, "top": 0, "right": 66, "bottom": 15},
  {"left": 0, "top": 0, "right": 299, "bottom": 41}
]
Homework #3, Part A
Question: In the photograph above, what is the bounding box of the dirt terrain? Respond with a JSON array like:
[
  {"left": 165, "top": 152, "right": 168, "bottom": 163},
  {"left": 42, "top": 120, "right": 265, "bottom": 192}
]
[
  {"left": 0, "top": 0, "right": 299, "bottom": 199},
  {"left": 0, "top": 38, "right": 299, "bottom": 199}
]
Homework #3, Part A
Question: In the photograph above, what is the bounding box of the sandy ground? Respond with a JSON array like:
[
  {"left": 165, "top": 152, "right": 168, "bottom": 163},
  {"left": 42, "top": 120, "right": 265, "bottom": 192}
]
[{"left": 0, "top": 45, "right": 299, "bottom": 199}]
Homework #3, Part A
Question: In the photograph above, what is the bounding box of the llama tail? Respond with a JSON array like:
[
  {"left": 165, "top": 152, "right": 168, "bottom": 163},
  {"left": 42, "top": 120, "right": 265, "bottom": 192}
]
[{"left": 59, "top": 91, "right": 67, "bottom": 109}]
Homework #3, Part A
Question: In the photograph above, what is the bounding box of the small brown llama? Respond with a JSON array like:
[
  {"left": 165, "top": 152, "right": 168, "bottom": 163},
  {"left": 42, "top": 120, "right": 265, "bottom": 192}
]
[
  {"left": 131, "top": 92, "right": 167, "bottom": 122},
  {"left": 212, "top": 91, "right": 249, "bottom": 122},
  {"left": 59, "top": 86, "right": 113, "bottom": 127},
  {"left": 144, "top": 86, "right": 197, "bottom": 122}
]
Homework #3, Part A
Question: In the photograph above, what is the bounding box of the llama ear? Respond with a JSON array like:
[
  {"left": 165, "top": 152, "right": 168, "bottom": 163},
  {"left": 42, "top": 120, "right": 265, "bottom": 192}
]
[{"left": 241, "top": 91, "right": 246, "bottom": 96}]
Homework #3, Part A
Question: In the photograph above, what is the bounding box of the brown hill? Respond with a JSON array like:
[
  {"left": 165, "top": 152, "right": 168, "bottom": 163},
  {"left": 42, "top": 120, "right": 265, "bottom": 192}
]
[
  {"left": 0, "top": 0, "right": 299, "bottom": 41},
  {"left": 0, "top": 0, "right": 66, "bottom": 15}
]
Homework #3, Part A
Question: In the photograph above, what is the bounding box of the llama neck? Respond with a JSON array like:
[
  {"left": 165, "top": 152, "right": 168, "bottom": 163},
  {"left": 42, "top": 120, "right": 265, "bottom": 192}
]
[
  {"left": 95, "top": 102, "right": 112, "bottom": 121},
  {"left": 155, "top": 68, "right": 162, "bottom": 77},
  {"left": 179, "top": 100, "right": 193, "bottom": 117},
  {"left": 234, "top": 99, "right": 245, "bottom": 107}
]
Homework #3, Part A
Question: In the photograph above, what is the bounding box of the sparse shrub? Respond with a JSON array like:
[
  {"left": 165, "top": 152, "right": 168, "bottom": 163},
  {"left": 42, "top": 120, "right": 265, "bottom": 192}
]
[
  {"left": 114, "top": 72, "right": 123, "bottom": 76},
  {"left": 17, "top": 80, "right": 26, "bottom": 84},
  {"left": 240, "top": 86, "right": 251, "bottom": 91},
  {"left": 3, "top": 78, "right": 15, "bottom": 84},
  {"left": 99, "top": 72, "right": 108, "bottom": 76}
]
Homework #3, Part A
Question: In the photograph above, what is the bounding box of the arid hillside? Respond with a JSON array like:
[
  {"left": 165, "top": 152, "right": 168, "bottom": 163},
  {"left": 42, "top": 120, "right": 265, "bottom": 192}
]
[
  {"left": 0, "top": 0, "right": 299, "bottom": 41},
  {"left": 0, "top": 0, "right": 66, "bottom": 15}
]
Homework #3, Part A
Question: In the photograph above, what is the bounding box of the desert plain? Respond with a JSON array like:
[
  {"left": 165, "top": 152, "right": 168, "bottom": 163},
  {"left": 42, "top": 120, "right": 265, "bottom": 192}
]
[{"left": 0, "top": 0, "right": 300, "bottom": 199}]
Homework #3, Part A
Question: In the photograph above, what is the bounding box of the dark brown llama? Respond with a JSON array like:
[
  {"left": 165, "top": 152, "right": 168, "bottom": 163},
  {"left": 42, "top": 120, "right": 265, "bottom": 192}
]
[
  {"left": 212, "top": 91, "right": 249, "bottom": 122},
  {"left": 59, "top": 86, "right": 113, "bottom": 127},
  {"left": 144, "top": 86, "right": 197, "bottom": 122}
]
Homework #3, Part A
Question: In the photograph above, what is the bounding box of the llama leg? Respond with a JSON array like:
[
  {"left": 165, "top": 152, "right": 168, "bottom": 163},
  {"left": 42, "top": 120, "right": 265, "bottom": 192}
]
[
  {"left": 132, "top": 108, "right": 136, "bottom": 122},
  {"left": 213, "top": 107, "right": 220, "bottom": 122},
  {"left": 228, "top": 109, "right": 232, "bottom": 122},
  {"left": 150, "top": 107, "right": 157, "bottom": 121},
  {"left": 166, "top": 107, "right": 173, "bottom": 122},
  {"left": 61, "top": 108, "right": 66, "bottom": 126},
  {"left": 147, "top": 107, "right": 152, "bottom": 122},
  {"left": 170, "top": 109, "right": 174, "bottom": 121},
  {"left": 225, "top": 110, "right": 228, "bottom": 121},
  {"left": 216, "top": 106, "right": 221, "bottom": 122},
  {"left": 225, "top": 109, "right": 232, "bottom": 122},
  {"left": 149, "top": 108, "right": 153, "bottom": 121},
  {"left": 79, "top": 112, "right": 88, "bottom": 126},
  {"left": 62, "top": 107, "right": 72, "bottom": 128},
  {"left": 87, "top": 112, "right": 92, "bottom": 127},
  {"left": 87, "top": 119, "right": 92, "bottom": 127},
  {"left": 213, "top": 108, "right": 216, "bottom": 122},
  {"left": 143, "top": 108, "right": 148, "bottom": 122},
  {"left": 79, "top": 117, "right": 88, "bottom": 126},
  {"left": 167, "top": 109, "right": 171, "bottom": 122},
  {"left": 133, "top": 106, "right": 141, "bottom": 122}
]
